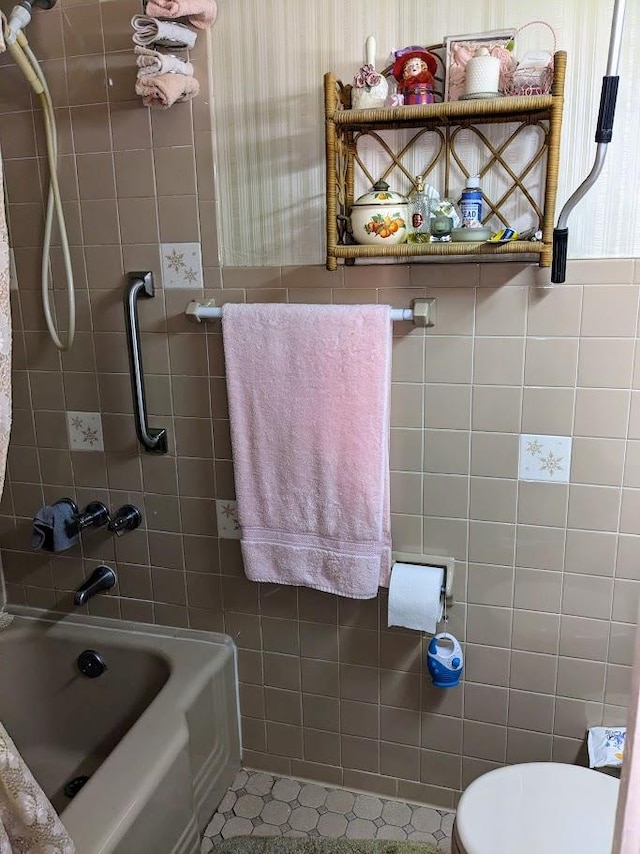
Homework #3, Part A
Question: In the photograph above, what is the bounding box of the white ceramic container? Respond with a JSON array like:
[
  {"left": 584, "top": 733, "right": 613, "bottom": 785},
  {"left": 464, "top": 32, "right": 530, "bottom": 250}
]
[
  {"left": 351, "top": 35, "right": 388, "bottom": 110},
  {"left": 464, "top": 47, "right": 501, "bottom": 97},
  {"left": 350, "top": 180, "right": 409, "bottom": 246}
]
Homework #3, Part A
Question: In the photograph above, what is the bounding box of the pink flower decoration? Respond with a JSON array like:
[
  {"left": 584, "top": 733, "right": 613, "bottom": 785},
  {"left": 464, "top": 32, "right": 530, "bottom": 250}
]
[
  {"left": 490, "top": 45, "right": 517, "bottom": 90},
  {"left": 354, "top": 63, "right": 382, "bottom": 89}
]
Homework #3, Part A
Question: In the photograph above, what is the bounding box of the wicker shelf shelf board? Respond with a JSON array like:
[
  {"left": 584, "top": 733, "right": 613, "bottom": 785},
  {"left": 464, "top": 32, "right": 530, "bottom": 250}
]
[{"left": 324, "top": 51, "right": 566, "bottom": 271}]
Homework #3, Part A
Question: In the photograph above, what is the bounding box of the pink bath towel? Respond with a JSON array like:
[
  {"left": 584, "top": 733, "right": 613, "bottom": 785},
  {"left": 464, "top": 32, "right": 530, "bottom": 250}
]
[
  {"left": 145, "top": 0, "right": 217, "bottom": 29},
  {"left": 222, "top": 304, "right": 392, "bottom": 599}
]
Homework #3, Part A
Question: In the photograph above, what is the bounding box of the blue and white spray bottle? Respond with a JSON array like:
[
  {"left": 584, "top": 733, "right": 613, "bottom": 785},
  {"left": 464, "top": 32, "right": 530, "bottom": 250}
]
[
  {"left": 427, "top": 632, "right": 463, "bottom": 688},
  {"left": 459, "top": 175, "right": 483, "bottom": 229}
]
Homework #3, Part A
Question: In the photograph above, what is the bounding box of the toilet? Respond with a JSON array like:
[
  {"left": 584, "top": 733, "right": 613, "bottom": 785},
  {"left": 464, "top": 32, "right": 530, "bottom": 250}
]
[{"left": 452, "top": 762, "right": 620, "bottom": 854}]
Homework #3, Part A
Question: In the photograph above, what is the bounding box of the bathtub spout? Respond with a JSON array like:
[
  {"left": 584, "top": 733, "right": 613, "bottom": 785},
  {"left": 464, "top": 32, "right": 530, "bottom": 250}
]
[{"left": 74, "top": 565, "right": 117, "bottom": 606}]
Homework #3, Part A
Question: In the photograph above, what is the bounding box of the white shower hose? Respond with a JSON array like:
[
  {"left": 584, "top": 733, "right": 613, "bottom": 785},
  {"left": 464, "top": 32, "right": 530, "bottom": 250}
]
[{"left": 1, "top": 13, "right": 75, "bottom": 351}]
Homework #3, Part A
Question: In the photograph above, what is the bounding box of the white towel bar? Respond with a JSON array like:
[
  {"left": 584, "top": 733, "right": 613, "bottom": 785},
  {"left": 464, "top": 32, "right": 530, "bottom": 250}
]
[{"left": 184, "top": 298, "right": 435, "bottom": 327}]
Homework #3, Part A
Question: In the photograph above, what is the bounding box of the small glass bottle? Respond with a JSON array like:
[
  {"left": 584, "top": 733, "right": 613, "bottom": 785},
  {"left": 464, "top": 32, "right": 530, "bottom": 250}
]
[
  {"left": 429, "top": 198, "right": 460, "bottom": 242},
  {"left": 407, "top": 175, "right": 431, "bottom": 243}
]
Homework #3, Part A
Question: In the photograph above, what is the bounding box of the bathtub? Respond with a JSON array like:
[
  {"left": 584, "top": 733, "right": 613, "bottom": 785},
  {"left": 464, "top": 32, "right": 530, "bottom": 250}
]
[{"left": 0, "top": 607, "right": 241, "bottom": 854}]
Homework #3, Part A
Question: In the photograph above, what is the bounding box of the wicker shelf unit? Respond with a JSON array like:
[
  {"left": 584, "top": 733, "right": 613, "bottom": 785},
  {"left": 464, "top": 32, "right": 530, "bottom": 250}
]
[{"left": 324, "top": 51, "right": 566, "bottom": 271}]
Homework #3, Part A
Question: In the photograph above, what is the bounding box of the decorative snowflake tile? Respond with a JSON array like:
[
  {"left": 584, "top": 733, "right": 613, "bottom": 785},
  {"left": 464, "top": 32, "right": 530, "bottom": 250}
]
[
  {"left": 66, "top": 411, "right": 104, "bottom": 452},
  {"left": 216, "top": 499, "right": 241, "bottom": 539},
  {"left": 519, "top": 434, "right": 571, "bottom": 482},
  {"left": 160, "top": 242, "right": 203, "bottom": 289}
]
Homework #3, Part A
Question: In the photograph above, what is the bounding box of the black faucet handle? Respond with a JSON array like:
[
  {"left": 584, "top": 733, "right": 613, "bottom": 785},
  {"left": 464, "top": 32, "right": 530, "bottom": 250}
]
[
  {"left": 66, "top": 501, "right": 109, "bottom": 538},
  {"left": 107, "top": 504, "right": 142, "bottom": 537}
]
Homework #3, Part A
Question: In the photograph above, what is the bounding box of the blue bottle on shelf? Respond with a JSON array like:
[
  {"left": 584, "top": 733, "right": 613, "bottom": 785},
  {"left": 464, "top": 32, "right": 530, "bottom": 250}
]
[{"left": 459, "top": 175, "right": 483, "bottom": 228}]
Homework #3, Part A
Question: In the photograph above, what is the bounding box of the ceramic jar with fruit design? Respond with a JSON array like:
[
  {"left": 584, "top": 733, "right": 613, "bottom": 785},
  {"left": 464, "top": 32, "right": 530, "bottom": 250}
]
[{"left": 350, "top": 180, "right": 409, "bottom": 246}]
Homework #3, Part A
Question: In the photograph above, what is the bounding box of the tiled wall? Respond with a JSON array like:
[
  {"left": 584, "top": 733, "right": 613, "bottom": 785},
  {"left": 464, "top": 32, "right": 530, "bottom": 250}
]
[{"left": 1, "top": 0, "right": 640, "bottom": 810}]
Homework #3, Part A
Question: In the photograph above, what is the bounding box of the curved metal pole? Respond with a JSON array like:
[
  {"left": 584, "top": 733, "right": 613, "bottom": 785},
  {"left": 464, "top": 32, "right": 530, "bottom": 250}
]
[
  {"left": 124, "top": 272, "right": 168, "bottom": 454},
  {"left": 605, "top": 0, "right": 627, "bottom": 76},
  {"left": 557, "top": 146, "right": 608, "bottom": 230},
  {"left": 552, "top": 0, "right": 627, "bottom": 282}
]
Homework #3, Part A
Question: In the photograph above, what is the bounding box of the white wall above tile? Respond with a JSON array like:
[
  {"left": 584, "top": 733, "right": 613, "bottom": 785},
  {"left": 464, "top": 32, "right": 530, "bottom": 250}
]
[
  {"left": 519, "top": 434, "right": 572, "bottom": 483},
  {"left": 210, "top": 0, "right": 640, "bottom": 265}
]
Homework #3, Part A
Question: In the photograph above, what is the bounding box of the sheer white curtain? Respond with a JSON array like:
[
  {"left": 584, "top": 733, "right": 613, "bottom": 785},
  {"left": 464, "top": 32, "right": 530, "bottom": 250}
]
[
  {"left": 613, "top": 602, "right": 640, "bottom": 853},
  {"left": 0, "top": 147, "right": 11, "bottom": 500},
  {"left": 0, "top": 149, "right": 74, "bottom": 854},
  {"left": 0, "top": 724, "right": 75, "bottom": 854}
]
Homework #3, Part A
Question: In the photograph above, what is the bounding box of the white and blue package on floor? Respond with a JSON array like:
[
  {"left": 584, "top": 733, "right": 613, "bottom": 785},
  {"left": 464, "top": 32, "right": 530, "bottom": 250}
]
[{"left": 588, "top": 726, "right": 627, "bottom": 768}]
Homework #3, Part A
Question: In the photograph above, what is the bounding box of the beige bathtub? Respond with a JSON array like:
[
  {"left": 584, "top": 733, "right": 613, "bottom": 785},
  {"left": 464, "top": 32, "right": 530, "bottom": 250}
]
[{"left": 0, "top": 607, "right": 241, "bottom": 854}]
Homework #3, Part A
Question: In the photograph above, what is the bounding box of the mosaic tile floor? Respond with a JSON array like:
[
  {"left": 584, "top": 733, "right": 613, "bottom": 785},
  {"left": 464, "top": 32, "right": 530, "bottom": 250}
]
[{"left": 201, "top": 770, "right": 454, "bottom": 853}]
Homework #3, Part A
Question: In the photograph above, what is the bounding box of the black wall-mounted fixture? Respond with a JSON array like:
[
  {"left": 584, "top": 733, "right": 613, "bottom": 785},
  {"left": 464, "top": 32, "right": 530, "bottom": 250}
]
[
  {"left": 125, "top": 271, "right": 168, "bottom": 454},
  {"left": 108, "top": 505, "right": 142, "bottom": 536},
  {"left": 65, "top": 501, "right": 109, "bottom": 538}
]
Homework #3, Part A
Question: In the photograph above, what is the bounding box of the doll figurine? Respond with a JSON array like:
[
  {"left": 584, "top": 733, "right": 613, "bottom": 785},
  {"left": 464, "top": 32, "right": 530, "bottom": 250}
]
[{"left": 392, "top": 46, "right": 437, "bottom": 105}]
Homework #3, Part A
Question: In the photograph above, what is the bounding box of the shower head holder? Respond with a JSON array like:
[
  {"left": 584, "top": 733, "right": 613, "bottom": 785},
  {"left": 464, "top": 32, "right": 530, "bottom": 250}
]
[
  {"left": 5, "top": 0, "right": 57, "bottom": 44},
  {"left": 17, "top": 0, "right": 57, "bottom": 11}
]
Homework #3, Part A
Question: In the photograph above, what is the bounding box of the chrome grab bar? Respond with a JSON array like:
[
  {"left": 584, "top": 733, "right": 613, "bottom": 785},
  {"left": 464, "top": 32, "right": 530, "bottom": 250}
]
[{"left": 124, "top": 271, "right": 168, "bottom": 454}]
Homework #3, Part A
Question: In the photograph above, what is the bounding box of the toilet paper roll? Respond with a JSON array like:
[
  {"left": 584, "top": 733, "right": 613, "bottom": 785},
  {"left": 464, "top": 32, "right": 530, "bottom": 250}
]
[{"left": 388, "top": 562, "right": 444, "bottom": 634}]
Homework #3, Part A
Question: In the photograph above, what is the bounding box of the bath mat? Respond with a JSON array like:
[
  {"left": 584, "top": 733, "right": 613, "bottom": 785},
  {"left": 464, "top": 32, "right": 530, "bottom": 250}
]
[{"left": 214, "top": 840, "right": 443, "bottom": 854}]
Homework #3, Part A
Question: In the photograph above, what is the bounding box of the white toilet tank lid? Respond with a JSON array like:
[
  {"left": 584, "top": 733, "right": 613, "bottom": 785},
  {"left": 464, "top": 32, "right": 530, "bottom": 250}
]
[{"left": 455, "top": 762, "right": 620, "bottom": 854}]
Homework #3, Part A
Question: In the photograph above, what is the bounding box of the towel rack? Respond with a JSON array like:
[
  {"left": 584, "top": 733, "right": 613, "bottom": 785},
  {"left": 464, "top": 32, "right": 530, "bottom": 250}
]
[{"left": 184, "top": 298, "right": 436, "bottom": 327}]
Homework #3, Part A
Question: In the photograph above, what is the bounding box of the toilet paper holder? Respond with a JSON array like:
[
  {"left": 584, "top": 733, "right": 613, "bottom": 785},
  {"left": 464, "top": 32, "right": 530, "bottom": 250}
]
[{"left": 392, "top": 552, "right": 455, "bottom": 604}]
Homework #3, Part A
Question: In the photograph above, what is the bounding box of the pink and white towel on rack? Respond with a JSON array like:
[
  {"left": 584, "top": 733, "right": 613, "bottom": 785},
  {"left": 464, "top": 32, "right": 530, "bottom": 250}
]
[
  {"left": 145, "top": 0, "right": 217, "bottom": 30},
  {"left": 222, "top": 303, "right": 392, "bottom": 599},
  {"left": 135, "top": 46, "right": 194, "bottom": 77},
  {"left": 135, "top": 72, "right": 199, "bottom": 108},
  {"left": 131, "top": 14, "right": 196, "bottom": 49}
]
